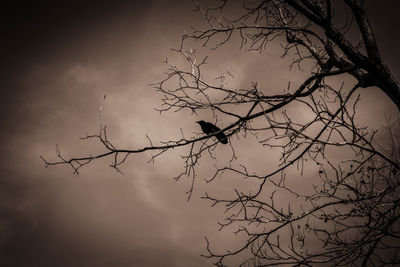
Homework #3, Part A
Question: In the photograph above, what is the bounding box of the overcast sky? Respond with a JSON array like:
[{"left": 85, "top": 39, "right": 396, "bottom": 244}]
[{"left": 0, "top": 1, "right": 399, "bottom": 266}]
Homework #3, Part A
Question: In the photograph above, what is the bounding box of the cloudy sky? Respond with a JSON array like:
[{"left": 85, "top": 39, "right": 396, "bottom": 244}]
[{"left": 0, "top": 1, "right": 399, "bottom": 266}]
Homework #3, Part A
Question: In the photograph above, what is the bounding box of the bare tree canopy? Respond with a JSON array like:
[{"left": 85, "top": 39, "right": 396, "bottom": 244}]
[{"left": 43, "top": 0, "right": 400, "bottom": 266}]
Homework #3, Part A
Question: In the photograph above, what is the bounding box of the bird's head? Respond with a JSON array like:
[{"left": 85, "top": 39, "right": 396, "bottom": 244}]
[{"left": 196, "top": 120, "right": 205, "bottom": 125}]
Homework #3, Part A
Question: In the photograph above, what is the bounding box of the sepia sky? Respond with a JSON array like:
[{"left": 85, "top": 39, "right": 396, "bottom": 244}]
[{"left": 0, "top": 1, "right": 399, "bottom": 266}]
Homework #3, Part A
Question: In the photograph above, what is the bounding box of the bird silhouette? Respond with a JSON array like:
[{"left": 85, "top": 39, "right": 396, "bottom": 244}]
[{"left": 196, "top": 120, "right": 228, "bottom": 144}]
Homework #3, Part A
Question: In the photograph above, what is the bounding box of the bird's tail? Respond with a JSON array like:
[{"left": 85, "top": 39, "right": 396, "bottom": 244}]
[{"left": 216, "top": 132, "right": 228, "bottom": 144}]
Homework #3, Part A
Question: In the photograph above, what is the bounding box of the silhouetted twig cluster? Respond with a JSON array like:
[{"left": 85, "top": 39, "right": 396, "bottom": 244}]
[{"left": 42, "top": 0, "right": 400, "bottom": 266}]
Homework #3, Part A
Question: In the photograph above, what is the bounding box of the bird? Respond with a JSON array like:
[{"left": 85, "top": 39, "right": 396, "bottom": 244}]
[{"left": 196, "top": 120, "right": 228, "bottom": 144}]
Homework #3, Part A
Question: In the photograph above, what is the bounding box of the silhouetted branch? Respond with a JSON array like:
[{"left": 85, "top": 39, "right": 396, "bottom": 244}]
[{"left": 43, "top": 1, "right": 400, "bottom": 265}]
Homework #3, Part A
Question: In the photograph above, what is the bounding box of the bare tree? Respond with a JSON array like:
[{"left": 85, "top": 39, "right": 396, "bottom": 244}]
[{"left": 42, "top": 1, "right": 400, "bottom": 266}]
